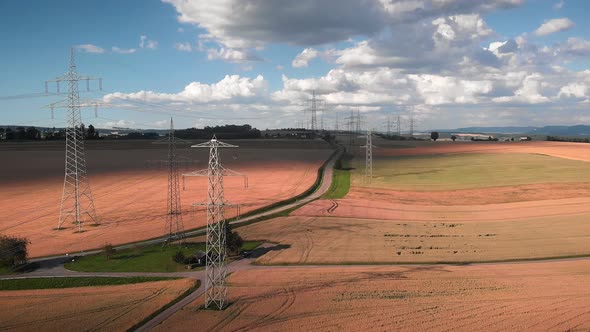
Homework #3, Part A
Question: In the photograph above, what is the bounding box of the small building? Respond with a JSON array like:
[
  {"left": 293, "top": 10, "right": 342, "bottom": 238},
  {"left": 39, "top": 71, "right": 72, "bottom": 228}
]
[
  {"left": 519, "top": 136, "right": 532, "bottom": 141},
  {"left": 453, "top": 133, "right": 495, "bottom": 141}
]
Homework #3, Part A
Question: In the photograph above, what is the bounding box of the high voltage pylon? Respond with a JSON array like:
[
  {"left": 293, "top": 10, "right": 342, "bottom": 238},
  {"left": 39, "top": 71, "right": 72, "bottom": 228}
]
[
  {"left": 409, "top": 116, "right": 415, "bottom": 137},
  {"left": 361, "top": 129, "right": 374, "bottom": 182},
  {"left": 45, "top": 48, "right": 102, "bottom": 232},
  {"left": 303, "top": 90, "right": 324, "bottom": 131},
  {"left": 183, "top": 136, "right": 246, "bottom": 310},
  {"left": 150, "top": 118, "right": 189, "bottom": 243}
]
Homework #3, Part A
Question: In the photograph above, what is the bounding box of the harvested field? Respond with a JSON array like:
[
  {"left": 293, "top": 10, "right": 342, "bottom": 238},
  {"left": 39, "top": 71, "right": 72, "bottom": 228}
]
[
  {"left": 0, "top": 278, "right": 194, "bottom": 331},
  {"left": 372, "top": 140, "right": 590, "bottom": 163},
  {"left": 156, "top": 261, "right": 590, "bottom": 331},
  {"left": 0, "top": 139, "right": 332, "bottom": 257},
  {"left": 350, "top": 153, "right": 590, "bottom": 191},
  {"left": 238, "top": 214, "right": 590, "bottom": 264}
]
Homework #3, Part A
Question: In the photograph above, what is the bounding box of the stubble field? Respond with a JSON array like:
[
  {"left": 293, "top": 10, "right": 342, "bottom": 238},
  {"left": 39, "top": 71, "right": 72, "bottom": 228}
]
[
  {"left": 0, "top": 139, "right": 332, "bottom": 257},
  {"left": 238, "top": 139, "right": 590, "bottom": 264},
  {"left": 157, "top": 261, "right": 590, "bottom": 331},
  {"left": 0, "top": 278, "right": 194, "bottom": 331}
]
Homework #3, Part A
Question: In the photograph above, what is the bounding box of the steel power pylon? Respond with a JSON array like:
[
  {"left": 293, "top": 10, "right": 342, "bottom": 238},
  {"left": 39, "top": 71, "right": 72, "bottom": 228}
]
[
  {"left": 362, "top": 129, "right": 374, "bottom": 181},
  {"left": 304, "top": 90, "right": 324, "bottom": 131},
  {"left": 148, "top": 118, "right": 195, "bottom": 242},
  {"left": 45, "top": 48, "right": 102, "bottom": 231},
  {"left": 183, "top": 136, "right": 246, "bottom": 310},
  {"left": 164, "top": 118, "right": 184, "bottom": 242}
]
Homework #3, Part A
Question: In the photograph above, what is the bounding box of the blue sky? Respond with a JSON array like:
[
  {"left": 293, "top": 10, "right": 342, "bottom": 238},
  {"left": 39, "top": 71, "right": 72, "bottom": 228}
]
[{"left": 1, "top": 0, "right": 590, "bottom": 130}]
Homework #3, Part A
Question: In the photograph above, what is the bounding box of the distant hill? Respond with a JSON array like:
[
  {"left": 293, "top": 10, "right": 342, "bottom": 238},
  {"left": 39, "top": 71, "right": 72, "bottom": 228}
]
[
  {"left": 440, "top": 125, "right": 590, "bottom": 136},
  {"left": 446, "top": 127, "right": 538, "bottom": 134}
]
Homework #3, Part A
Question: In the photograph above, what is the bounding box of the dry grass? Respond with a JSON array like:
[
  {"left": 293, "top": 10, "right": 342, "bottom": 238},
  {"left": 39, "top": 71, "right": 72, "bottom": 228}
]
[
  {"left": 0, "top": 278, "right": 194, "bottom": 331},
  {"left": 156, "top": 261, "right": 590, "bottom": 331}
]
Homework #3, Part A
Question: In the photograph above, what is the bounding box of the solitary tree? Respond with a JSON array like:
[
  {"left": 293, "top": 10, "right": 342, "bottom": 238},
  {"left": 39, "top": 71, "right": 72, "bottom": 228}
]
[
  {"left": 87, "top": 124, "right": 99, "bottom": 139},
  {"left": 0, "top": 235, "right": 29, "bottom": 268},
  {"left": 451, "top": 135, "right": 457, "bottom": 141},
  {"left": 430, "top": 131, "right": 439, "bottom": 141},
  {"left": 103, "top": 243, "right": 116, "bottom": 260},
  {"left": 225, "top": 223, "right": 244, "bottom": 255}
]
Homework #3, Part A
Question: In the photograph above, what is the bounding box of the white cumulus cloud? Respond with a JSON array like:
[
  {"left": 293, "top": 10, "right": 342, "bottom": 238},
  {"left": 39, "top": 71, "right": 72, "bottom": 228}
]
[
  {"left": 140, "top": 35, "right": 158, "bottom": 49},
  {"left": 534, "top": 18, "right": 574, "bottom": 36},
  {"left": 174, "top": 42, "right": 192, "bottom": 52},
  {"left": 104, "top": 75, "right": 267, "bottom": 104},
  {"left": 292, "top": 48, "right": 319, "bottom": 68},
  {"left": 76, "top": 44, "right": 105, "bottom": 54},
  {"left": 112, "top": 47, "right": 137, "bottom": 54}
]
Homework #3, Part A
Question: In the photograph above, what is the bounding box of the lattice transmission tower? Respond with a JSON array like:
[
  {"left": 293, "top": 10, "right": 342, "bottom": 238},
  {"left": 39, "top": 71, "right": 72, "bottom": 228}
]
[
  {"left": 183, "top": 136, "right": 246, "bottom": 310},
  {"left": 163, "top": 118, "right": 185, "bottom": 242},
  {"left": 45, "top": 48, "right": 102, "bottom": 231},
  {"left": 303, "top": 90, "right": 324, "bottom": 131},
  {"left": 362, "top": 129, "right": 374, "bottom": 181}
]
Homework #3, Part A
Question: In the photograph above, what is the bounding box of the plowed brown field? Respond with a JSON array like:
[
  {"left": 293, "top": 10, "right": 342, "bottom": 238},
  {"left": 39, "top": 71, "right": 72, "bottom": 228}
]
[
  {"left": 0, "top": 278, "right": 193, "bottom": 331},
  {"left": 156, "top": 261, "right": 590, "bottom": 331},
  {"left": 0, "top": 140, "right": 332, "bottom": 257}
]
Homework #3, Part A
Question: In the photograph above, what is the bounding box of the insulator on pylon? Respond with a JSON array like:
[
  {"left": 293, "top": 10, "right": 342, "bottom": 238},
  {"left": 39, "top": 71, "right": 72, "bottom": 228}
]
[
  {"left": 57, "top": 82, "right": 60, "bottom": 93},
  {"left": 99, "top": 78, "right": 102, "bottom": 91},
  {"left": 45, "top": 82, "right": 48, "bottom": 94},
  {"left": 86, "top": 79, "right": 90, "bottom": 91}
]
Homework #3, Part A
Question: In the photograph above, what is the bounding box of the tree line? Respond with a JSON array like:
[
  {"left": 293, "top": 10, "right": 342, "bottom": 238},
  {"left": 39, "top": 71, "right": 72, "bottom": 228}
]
[{"left": 0, "top": 125, "right": 100, "bottom": 141}]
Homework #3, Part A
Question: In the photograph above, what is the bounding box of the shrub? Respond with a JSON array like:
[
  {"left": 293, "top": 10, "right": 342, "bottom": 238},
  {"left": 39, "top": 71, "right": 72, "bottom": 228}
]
[
  {"left": 173, "top": 251, "right": 186, "bottom": 264},
  {"left": 0, "top": 235, "right": 29, "bottom": 268},
  {"left": 103, "top": 243, "right": 116, "bottom": 260}
]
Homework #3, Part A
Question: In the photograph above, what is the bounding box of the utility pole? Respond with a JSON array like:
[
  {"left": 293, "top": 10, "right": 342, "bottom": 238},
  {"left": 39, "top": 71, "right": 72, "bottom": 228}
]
[
  {"left": 45, "top": 48, "right": 101, "bottom": 232},
  {"left": 410, "top": 117, "right": 414, "bottom": 137},
  {"left": 183, "top": 136, "right": 246, "bottom": 310}
]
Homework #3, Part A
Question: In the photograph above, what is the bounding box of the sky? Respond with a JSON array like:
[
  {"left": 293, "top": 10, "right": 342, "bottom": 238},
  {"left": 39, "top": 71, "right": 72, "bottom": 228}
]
[{"left": 1, "top": 0, "right": 590, "bottom": 131}]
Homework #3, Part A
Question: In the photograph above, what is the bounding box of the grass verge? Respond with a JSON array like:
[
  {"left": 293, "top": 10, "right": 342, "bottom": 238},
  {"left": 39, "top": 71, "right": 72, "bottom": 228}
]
[
  {"left": 0, "top": 276, "right": 177, "bottom": 291},
  {"left": 65, "top": 241, "right": 261, "bottom": 273},
  {"left": 322, "top": 169, "right": 351, "bottom": 199}
]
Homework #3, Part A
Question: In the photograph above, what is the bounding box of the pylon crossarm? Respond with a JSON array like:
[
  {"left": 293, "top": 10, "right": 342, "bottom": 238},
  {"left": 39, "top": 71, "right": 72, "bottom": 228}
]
[
  {"left": 152, "top": 137, "right": 192, "bottom": 145},
  {"left": 219, "top": 167, "right": 249, "bottom": 188},
  {"left": 182, "top": 169, "right": 209, "bottom": 177}
]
